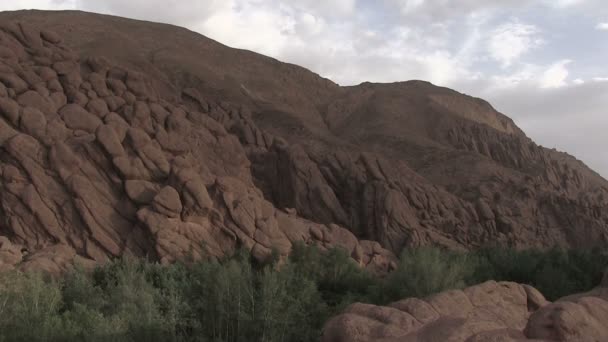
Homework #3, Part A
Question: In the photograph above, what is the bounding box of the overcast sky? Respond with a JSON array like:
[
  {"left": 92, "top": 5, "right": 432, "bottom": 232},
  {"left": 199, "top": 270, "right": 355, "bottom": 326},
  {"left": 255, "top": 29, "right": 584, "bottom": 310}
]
[{"left": 3, "top": 0, "right": 607, "bottom": 177}]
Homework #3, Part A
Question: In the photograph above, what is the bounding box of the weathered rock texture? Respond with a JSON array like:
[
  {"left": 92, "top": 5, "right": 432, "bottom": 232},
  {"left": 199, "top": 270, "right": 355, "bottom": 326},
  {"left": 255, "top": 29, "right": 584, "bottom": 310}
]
[
  {"left": 0, "top": 10, "right": 606, "bottom": 272},
  {"left": 322, "top": 280, "right": 608, "bottom": 342},
  {"left": 0, "top": 15, "right": 396, "bottom": 273}
]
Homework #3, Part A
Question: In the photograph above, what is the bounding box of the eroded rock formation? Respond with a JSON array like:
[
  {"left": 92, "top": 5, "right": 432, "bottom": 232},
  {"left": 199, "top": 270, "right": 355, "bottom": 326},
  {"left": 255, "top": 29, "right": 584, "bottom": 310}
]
[
  {"left": 0, "top": 19, "right": 395, "bottom": 273},
  {"left": 0, "top": 10, "right": 606, "bottom": 273},
  {"left": 322, "top": 280, "right": 608, "bottom": 341}
]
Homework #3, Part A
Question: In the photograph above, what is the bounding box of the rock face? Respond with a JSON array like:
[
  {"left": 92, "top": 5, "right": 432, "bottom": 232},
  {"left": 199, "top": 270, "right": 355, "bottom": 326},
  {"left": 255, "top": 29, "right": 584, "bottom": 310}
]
[
  {"left": 0, "top": 11, "right": 606, "bottom": 272},
  {"left": 322, "top": 280, "right": 608, "bottom": 342},
  {"left": 0, "top": 17, "right": 396, "bottom": 273}
]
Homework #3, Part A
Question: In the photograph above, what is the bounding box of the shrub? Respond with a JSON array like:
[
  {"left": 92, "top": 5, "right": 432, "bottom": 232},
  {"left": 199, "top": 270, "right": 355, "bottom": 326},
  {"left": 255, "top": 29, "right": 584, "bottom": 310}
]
[
  {"left": 375, "top": 247, "right": 473, "bottom": 303},
  {"left": 469, "top": 247, "right": 608, "bottom": 300},
  {"left": 0, "top": 245, "right": 605, "bottom": 341},
  {"left": 290, "top": 243, "right": 375, "bottom": 310},
  {"left": 0, "top": 272, "right": 63, "bottom": 342},
  {"left": 62, "top": 259, "right": 181, "bottom": 342}
]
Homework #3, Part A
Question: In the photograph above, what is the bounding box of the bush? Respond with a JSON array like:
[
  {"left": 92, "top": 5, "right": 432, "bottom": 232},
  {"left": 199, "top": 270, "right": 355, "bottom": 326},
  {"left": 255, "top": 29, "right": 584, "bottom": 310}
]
[
  {"left": 0, "top": 272, "right": 63, "bottom": 342},
  {"left": 375, "top": 247, "right": 473, "bottom": 303},
  {"left": 469, "top": 247, "right": 608, "bottom": 300},
  {"left": 290, "top": 243, "right": 375, "bottom": 310},
  {"left": 0, "top": 245, "right": 605, "bottom": 341},
  {"left": 63, "top": 259, "right": 181, "bottom": 341}
]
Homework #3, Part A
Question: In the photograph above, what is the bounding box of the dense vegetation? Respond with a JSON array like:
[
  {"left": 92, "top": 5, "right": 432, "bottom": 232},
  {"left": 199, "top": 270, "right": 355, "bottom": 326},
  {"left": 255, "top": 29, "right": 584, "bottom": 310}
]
[{"left": 0, "top": 244, "right": 606, "bottom": 342}]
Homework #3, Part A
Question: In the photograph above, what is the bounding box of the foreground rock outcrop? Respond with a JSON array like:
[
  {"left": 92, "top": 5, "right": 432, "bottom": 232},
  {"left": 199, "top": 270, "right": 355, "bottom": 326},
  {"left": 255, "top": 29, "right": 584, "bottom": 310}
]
[
  {"left": 0, "top": 10, "right": 606, "bottom": 272},
  {"left": 322, "top": 279, "right": 608, "bottom": 341}
]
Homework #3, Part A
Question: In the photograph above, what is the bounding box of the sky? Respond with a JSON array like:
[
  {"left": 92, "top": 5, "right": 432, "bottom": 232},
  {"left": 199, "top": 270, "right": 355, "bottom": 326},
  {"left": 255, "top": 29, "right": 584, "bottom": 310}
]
[{"left": 2, "top": 0, "right": 607, "bottom": 177}]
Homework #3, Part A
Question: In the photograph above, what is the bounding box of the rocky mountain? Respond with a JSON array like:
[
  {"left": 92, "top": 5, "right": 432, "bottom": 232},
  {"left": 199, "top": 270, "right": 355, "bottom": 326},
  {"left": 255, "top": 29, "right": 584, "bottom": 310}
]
[{"left": 0, "top": 10, "right": 606, "bottom": 273}]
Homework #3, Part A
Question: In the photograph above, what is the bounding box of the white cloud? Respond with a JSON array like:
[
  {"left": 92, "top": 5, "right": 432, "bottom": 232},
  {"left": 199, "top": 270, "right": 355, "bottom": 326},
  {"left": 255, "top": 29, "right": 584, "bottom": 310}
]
[
  {"left": 292, "top": 0, "right": 356, "bottom": 17},
  {"left": 596, "top": 22, "right": 608, "bottom": 30},
  {"left": 540, "top": 59, "right": 571, "bottom": 88},
  {"left": 197, "top": 2, "right": 294, "bottom": 57},
  {"left": 488, "top": 20, "right": 543, "bottom": 68},
  {"left": 0, "top": 0, "right": 73, "bottom": 11},
  {"left": 592, "top": 77, "right": 608, "bottom": 82},
  {"left": 550, "top": 0, "right": 586, "bottom": 8},
  {"left": 385, "top": 0, "right": 532, "bottom": 22},
  {"left": 486, "top": 63, "right": 539, "bottom": 89},
  {"left": 396, "top": 0, "right": 426, "bottom": 15},
  {"left": 76, "top": 0, "right": 230, "bottom": 26},
  {"left": 573, "top": 78, "right": 585, "bottom": 84},
  {"left": 295, "top": 12, "right": 325, "bottom": 36}
]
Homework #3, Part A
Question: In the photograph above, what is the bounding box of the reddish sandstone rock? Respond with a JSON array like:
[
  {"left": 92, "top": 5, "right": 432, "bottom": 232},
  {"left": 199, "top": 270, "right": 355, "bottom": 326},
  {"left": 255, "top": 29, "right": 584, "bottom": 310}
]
[
  {"left": 0, "top": 12, "right": 604, "bottom": 278},
  {"left": 323, "top": 280, "right": 608, "bottom": 342},
  {"left": 525, "top": 287, "right": 608, "bottom": 341},
  {"left": 152, "top": 186, "right": 183, "bottom": 218},
  {"left": 59, "top": 103, "right": 102, "bottom": 132},
  {"left": 125, "top": 180, "right": 159, "bottom": 204}
]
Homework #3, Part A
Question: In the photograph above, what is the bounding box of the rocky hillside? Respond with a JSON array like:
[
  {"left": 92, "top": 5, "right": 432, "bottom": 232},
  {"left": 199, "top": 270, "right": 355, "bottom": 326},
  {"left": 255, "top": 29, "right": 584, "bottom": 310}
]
[{"left": 0, "top": 10, "right": 606, "bottom": 272}]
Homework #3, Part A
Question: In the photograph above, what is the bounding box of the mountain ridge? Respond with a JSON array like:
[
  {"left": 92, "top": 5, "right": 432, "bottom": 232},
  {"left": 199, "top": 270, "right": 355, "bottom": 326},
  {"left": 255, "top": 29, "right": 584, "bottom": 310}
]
[{"left": 0, "top": 10, "right": 606, "bottom": 273}]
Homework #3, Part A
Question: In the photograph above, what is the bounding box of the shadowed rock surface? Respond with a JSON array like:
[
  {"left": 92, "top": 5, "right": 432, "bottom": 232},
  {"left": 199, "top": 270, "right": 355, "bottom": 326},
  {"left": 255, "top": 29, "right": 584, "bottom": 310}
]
[
  {"left": 0, "top": 10, "right": 606, "bottom": 274},
  {"left": 322, "top": 279, "right": 608, "bottom": 342},
  {"left": 0, "top": 12, "right": 396, "bottom": 273}
]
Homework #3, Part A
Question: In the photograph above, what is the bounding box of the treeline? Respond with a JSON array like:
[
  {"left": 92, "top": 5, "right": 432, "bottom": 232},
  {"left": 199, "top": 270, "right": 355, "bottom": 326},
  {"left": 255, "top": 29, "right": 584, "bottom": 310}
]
[{"left": 0, "top": 244, "right": 606, "bottom": 342}]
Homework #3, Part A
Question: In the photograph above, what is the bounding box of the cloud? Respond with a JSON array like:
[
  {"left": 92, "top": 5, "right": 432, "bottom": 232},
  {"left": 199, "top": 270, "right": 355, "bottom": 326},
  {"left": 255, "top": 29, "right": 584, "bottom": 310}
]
[
  {"left": 539, "top": 59, "right": 571, "bottom": 88},
  {"left": 573, "top": 78, "right": 585, "bottom": 84},
  {"left": 75, "top": 0, "right": 230, "bottom": 26},
  {"left": 484, "top": 60, "right": 576, "bottom": 90},
  {"left": 0, "top": 0, "right": 73, "bottom": 11},
  {"left": 596, "top": 22, "right": 608, "bottom": 30},
  {"left": 489, "top": 65, "right": 538, "bottom": 88},
  {"left": 196, "top": 2, "right": 295, "bottom": 57},
  {"left": 384, "top": 0, "right": 532, "bottom": 22},
  {"left": 550, "top": 0, "right": 586, "bottom": 8},
  {"left": 289, "top": 0, "right": 356, "bottom": 17},
  {"left": 487, "top": 20, "right": 543, "bottom": 68},
  {"left": 295, "top": 12, "right": 325, "bottom": 36}
]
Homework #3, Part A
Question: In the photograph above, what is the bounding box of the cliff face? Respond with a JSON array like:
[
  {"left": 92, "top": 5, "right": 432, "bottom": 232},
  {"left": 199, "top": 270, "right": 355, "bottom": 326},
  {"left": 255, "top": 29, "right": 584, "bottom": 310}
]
[{"left": 0, "top": 10, "right": 606, "bottom": 272}]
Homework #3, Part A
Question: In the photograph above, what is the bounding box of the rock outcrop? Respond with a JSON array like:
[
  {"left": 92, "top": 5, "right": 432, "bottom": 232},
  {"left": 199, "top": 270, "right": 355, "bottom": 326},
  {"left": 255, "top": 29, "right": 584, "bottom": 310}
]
[
  {"left": 322, "top": 280, "right": 608, "bottom": 342},
  {"left": 0, "top": 18, "right": 395, "bottom": 273},
  {"left": 0, "top": 10, "right": 606, "bottom": 272}
]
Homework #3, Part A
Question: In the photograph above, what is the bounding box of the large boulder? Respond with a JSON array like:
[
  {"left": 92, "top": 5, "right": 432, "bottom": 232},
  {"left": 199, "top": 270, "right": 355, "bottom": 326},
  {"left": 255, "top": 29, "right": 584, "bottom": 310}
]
[
  {"left": 323, "top": 280, "right": 608, "bottom": 342},
  {"left": 525, "top": 281, "right": 608, "bottom": 341},
  {"left": 322, "top": 281, "right": 545, "bottom": 342}
]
